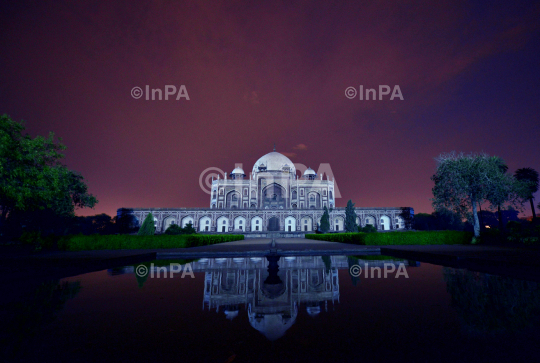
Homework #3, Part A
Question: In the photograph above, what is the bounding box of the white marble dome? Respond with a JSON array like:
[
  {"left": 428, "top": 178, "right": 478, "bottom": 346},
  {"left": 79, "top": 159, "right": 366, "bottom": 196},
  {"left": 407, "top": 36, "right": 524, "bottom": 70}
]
[
  {"left": 303, "top": 167, "right": 316, "bottom": 176},
  {"left": 231, "top": 167, "right": 245, "bottom": 174},
  {"left": 252, "top": 151, "right": 295, "bottom": 174}
]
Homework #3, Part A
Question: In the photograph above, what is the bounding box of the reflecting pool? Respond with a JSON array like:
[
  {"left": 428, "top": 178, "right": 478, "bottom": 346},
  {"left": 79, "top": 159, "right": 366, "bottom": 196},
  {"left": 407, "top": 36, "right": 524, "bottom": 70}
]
[{"left": 5, "top": 255, "right": 540, "bottom": 362}]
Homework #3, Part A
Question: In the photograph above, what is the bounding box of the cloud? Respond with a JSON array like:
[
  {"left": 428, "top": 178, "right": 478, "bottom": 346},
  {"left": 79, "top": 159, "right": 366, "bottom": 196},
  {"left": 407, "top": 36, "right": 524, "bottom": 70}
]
[
  {"left": 293, "top": 143, "right": 307, "bottom": 150},
  {"left": 281, "top": 152, "right": 297, "bottom": 158}
]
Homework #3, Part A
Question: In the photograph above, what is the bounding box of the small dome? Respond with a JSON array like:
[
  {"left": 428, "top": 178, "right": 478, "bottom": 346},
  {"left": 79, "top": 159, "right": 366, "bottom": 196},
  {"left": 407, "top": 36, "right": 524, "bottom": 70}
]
[
  {"left": 231, "top": 167, "right": 245, "bottom": 174},
  {"left": 303, "top": 167, "right": 316, "bottom": 176},
  {"left": 224, "top": 310, "right": 239, "bottom": 320},
  {"left": 306, "top": 306, "right": 321, "bottom": 316}
]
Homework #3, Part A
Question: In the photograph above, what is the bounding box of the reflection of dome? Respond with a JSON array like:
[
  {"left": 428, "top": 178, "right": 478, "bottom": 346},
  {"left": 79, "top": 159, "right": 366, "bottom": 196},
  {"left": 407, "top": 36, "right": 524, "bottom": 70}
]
[
  {"left": 303, "top": 167, "right": 316, "bottom": 176},
  {"left": 249, "top": 310, "right": 298, "bottom": 341},
  {"left": 306, "top": 305, "right": 321, "bottom": 317},
  {"left": 224, "top": 310, "right": 239, "bottom": 320},
  {"left": 252, "top": 151, "right": 296, "bottom": 174}
]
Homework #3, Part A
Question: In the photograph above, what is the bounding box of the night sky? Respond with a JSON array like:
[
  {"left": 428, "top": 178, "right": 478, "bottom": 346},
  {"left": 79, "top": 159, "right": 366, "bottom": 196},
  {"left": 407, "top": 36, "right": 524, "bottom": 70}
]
[{"left": 1, "top": 0, "right": 539, "bottom": 217}]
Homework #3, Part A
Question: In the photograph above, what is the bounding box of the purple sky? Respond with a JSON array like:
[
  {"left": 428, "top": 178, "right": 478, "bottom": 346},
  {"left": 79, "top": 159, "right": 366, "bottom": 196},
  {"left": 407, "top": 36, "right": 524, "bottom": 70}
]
[{"left": 1, "top": 0, "right": 539, "bottom": 217}]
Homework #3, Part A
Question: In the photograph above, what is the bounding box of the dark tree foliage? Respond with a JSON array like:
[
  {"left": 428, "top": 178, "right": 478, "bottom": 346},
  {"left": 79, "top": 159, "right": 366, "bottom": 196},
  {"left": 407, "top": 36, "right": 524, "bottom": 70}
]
[
  {"left": 0, "top": 114, "right": 97, "bottom": 238},
  {"left": 321, "top": 256, "right": 332, "bottom": 273},
  {"left": 515, "top": 167, "right": 539, "bottom": 219},
  {"left": 399, "top": 207, "right": 414, "bottom": 230},
  {"left": 413, "top": 209, "right": 465, "bottom": 231},
  {"left": 477, "top": 208, "right": 520, "bottom": 229},
  {"left": 412, "top": 213, "right": 435, "bottom": 230},
  {"left": 505, "top": 219, "right": 540, "bottom": 244},
  {"left": 358, "top": 225, "right": 377, "bottom": 233},
  {"left": 183, "top": 222, "right": 196, "bottom": 234},
  {"left": 164, "top": 222, "right": 196, "bottom": 235},
  {"left": 116, "top": 208, "right": 139, "bottom": 234},
  {"left": 137, "top": 213, "right": 155, "bottom": 236},
  {"left": 347, "top": 256, "right": 360, "bottom": 286},
  {"left": 320, "top": 206, "right": 330, "bottom": 233},
  {"left": 344, "top": 200, "right": 358, "bottom": 232},
  {"left": 70, "top": 214, "right": 117, "bottom": 235},
  {"left": 431, "top": 152, "right": 520, "bottom": 237}
]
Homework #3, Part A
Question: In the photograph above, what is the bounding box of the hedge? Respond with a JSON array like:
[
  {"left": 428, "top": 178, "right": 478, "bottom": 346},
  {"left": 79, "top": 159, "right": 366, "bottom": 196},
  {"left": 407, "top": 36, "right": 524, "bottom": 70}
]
[
  {"left": 59, "top": 234, "right": 244, "bottom": 251},
  {"left": 307, "top": 233, "right": 367, "bottom": 244},
  {"left": 185, "top": 234, "right": 245, "bottom": 247},
  {"left": 306, "top": 231, "right": 473, "bottom": 245}
]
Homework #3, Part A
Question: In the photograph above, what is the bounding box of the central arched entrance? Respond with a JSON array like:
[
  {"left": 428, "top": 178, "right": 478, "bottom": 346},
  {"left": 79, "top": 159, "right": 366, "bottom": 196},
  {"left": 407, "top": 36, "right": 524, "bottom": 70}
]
[
  {"left": 261, "top": 183, "right": 287, "bottom": 209},
  {"left": 268, "top": 216, "right": 280, "bottom": 231}
]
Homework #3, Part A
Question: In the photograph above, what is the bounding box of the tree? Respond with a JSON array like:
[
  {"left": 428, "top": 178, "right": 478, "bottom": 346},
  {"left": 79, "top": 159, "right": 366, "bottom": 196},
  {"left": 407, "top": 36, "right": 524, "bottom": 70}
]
[
  {"left": 164, "top": 224, "right": 183, "bottom": 235},
  {"left": 514, "top": 168, "right": 539, "bottom": 219},
  {"left": 399, "top": 207, "right": 414, "bottom": 230},
  {"left": 320, "top": 206, "right": 330, "bottom": 233},
  {"left": 138, "top": 213, "right": 155, "bottom": 236},
  {"left": 183, "top": 222, "right": 196, "bottom": 234},
  {"left": 412, "top": 213, "right": 435, "bottom": 230},
  {"left": 164, "top": 222, "right": 196, "bottom": 235},
  {"left": 344, "top": 200, "right": 358, "bottom": 232},
  {"left": 116, "top": 208, "right": 139, "bottom": 234},
  {"left": 358, "top": 225, "right": 377, "bottom": 233},
  {"left": 412, "top": 210, "right": 464, "bottom": 231},
  {"left": 487, "top": 160, "right": 509, "bottom": 230},
  {"left": 431, "top": 152, "right": 518, "bottom": 238},
  {"left": 432, "top": 208, "right": 465, "bottom": 230},
  {"left": 0, "top": 114, "right": 97, "bottom": 235}
]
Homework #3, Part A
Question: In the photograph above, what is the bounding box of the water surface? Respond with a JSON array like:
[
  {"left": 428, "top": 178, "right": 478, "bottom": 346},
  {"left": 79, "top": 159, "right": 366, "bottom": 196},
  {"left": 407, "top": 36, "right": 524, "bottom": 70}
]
[{"left": 8, "top": 255, "right": 540, "bottom": 362}]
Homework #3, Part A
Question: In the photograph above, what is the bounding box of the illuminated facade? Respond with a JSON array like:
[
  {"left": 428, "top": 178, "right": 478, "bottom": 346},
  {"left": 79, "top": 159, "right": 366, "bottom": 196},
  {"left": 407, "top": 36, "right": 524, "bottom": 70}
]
[{"left": 122, "top": 149, "right": 407, "bottom": 234}]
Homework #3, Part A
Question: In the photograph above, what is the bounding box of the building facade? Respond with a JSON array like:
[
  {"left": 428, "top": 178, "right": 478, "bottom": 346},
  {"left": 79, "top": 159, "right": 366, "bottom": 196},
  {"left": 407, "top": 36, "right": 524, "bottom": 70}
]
[{"left": 121, "top": 150, "right": 408, "bottom": 234}]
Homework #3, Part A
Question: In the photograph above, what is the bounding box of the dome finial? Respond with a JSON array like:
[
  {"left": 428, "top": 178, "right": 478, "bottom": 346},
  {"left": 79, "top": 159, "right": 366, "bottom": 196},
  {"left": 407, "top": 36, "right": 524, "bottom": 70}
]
[{"left": 273, "top": 143, "right": 276, "bottom": 152}]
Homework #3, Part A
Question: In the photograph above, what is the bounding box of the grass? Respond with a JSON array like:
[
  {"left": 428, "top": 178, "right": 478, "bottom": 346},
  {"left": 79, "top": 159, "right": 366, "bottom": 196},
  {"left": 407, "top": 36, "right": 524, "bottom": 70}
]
[
  {"left": 306, "top": 230, "right": 473, "bottom": 245},
  {"left": 58, "top": 234, "right": 245, "bottom": 251}
]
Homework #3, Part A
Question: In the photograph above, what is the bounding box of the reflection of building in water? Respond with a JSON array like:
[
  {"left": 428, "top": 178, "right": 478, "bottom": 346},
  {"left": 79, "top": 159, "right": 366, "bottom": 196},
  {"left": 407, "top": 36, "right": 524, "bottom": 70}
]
[
  {"left": 196, "top": 255, "right": 343, "bottom": 340},
  {"left": 109, "top": 256, "right": 409, "bottom": 341},
  {"left": 192, "top": 255, "right": 407, "bottom": 340}
]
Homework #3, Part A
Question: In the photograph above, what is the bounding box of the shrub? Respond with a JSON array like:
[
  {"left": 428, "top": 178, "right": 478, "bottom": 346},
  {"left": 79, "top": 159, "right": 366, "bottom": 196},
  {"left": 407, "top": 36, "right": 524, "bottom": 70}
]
[
  {"left": 344, "top": 200, "right": 358, "bottom": 232},
  {"left": 306, "top": 231, "right": 473, "bottom": 245},
  {"left": 185, "top": 234, "right": 244, "bottom": 247},
  {"left": 183, "top": 223, "right": 196, "bottom": 235},
  {"left": 60, "top": 234, "right": 189, "bottom": 251},
  {"left": 137, "top": 213, "right": 155, "bottom": 236},
  {"left": 320, "top": 207, "right": 330, "bottom": 233},
  {"left": 364, "top": 231, "right": 473, "bottom": 245},
  {"left": 164, "top": 223, "right": 197, "bottom": 235},
  {"left": 164, "top": 224, "right": 183, "bottom": 235},
  {"left": 19, "top": 231, "right": 42, "bottom": 246},
  {"left": 506, "top": 220, "right": 540, "bottom": 245},
  {"left": 306, "top": 233, "right": 367, "bottom": 244},
  {"left": 358, "top": 225, "right": 377, "bottom": 233},
  {"left": 18, "top": 231, "right": 60, "bottom": 250},
  {"left": 59, "top": 233, "right": 245, "bottom": 251}
]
